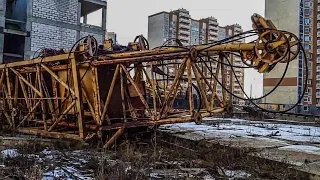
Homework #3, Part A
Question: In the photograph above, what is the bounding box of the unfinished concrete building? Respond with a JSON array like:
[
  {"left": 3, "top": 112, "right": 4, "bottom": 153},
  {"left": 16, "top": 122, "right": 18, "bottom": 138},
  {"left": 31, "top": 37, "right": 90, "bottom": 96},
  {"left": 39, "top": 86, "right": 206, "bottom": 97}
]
[{"left": 0, "top": 0, "right": 107, "bottom": 63}]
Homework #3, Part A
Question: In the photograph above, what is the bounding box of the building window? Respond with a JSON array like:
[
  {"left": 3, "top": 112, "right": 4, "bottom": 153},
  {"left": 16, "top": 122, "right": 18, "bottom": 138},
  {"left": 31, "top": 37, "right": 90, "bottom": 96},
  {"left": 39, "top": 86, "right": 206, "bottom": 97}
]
[
  {"left": 305, "top": 1, "right": 311, "bottom": 7},
  {"left": 305, "top": 19, "right": 310, "bottom": 25},
  {"left": 305, "top": 44, "right": 311, "bottom": 50},
  {"left": 305, "top": 36, "right": 311, "bottom": 42},
  {"left": 307, "top": 79, "right": 312, "bottom": 85},
  {"left": 305, "top": 27, "right": 310, "bottom": 33},
  {"left": 304, "top": 97, "right": 311, "bottom": 103},
  {"left": 306, "top": 88, "right": 312, "bottom": 94},
  {"left": 305, "top": 9, "right": 310, "bottom": 16}
]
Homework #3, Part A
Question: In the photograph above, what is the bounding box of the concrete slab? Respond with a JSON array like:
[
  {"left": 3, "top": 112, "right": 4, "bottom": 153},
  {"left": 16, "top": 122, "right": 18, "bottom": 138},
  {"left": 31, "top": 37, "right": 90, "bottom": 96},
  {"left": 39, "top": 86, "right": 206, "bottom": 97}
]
[
  {"left": 254, "top": 148, "right": 320, "bottom": 176},
  {"left": 160, "top": 117, "right": 320, "bottom": 178}
]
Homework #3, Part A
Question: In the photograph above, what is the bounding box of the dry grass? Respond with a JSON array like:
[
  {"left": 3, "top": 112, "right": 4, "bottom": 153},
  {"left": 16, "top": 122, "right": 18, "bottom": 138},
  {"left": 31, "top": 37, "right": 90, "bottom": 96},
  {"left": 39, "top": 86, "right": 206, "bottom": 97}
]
[{"left": 0, "top": 129, "right": 313, "bottom": 179}]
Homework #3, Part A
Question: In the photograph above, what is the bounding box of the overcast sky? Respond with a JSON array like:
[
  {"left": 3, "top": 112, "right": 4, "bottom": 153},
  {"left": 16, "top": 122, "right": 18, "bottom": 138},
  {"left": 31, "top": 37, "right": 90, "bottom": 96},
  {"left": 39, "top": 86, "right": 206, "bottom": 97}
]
[{"left": 88, "top": 0, "right": 265, "bottom": 97}]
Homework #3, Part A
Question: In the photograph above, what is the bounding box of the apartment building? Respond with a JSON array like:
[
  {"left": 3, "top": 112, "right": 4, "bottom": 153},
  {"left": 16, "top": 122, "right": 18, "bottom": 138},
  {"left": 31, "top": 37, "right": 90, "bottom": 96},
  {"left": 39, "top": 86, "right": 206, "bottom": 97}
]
[
  {"left": 264, "top": 0, "right": 316, "bottom": 113},
  {"left": 199, "top": 17, "right": 219, "bottom": 44},
  {"left": 148, "top": 9, "right": 245, "bottom": 105},
  {"left": 0, "top": 0, "right": 107, "bottom": 63}
]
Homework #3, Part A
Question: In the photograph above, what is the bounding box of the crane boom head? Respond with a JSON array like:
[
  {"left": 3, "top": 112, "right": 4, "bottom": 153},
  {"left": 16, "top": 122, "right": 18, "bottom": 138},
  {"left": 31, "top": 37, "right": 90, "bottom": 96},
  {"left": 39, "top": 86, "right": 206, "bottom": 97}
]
[{"left": 240, "top": 13, "right": 300, "bottom": 73}]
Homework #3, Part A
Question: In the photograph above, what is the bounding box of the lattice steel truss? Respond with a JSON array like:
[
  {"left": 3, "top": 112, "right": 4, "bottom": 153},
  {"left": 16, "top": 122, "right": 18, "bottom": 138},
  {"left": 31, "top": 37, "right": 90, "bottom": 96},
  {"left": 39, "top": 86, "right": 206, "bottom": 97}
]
[{"left": 0, "top": 14, "right": 299, "bottom": 147}]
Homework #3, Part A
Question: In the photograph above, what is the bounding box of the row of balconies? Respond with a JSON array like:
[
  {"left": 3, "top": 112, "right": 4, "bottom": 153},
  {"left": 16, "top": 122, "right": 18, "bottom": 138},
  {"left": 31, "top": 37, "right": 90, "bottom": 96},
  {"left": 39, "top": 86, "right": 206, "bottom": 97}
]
[
  {"left": 179, "top": 10, "right": 190, "bottom": 18},
  {"left": 179, "top": 29, "right": 190, "bottom": 36},
  {"left": 178, "top": 35, "right": 190, "bottom": 41},
  {"left": 209, "top": 20, "right": 218, "bottom": 26},
  {"left": 179, "top": 18, "right": 190, "bottom": 24},
  {"left": 208, "top": 36, "right": 218, "bottom": 42},
  {"left": 179, "top": 23, "right": 190, "bottom": 30}
]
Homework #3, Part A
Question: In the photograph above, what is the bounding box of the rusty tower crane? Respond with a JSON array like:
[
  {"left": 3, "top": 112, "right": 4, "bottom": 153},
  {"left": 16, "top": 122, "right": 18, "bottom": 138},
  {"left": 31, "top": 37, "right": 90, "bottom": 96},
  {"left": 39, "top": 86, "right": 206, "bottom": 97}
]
[{"left": 0, "top": 14, "right": 301, "bottom": 147}]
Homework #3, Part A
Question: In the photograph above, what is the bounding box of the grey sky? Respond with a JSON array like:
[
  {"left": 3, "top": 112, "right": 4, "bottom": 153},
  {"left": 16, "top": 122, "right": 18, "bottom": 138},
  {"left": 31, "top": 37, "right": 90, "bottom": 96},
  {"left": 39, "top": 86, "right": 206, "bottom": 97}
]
[{"left": 88, "top": 0, "right": 265, "bottom": 97}]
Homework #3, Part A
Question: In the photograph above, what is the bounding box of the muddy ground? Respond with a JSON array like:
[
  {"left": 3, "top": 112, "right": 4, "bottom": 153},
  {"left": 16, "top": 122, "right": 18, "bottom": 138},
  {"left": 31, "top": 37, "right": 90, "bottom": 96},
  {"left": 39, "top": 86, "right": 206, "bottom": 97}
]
[{"left": 0, "top": 129, "right": 311, "bottom": 180}]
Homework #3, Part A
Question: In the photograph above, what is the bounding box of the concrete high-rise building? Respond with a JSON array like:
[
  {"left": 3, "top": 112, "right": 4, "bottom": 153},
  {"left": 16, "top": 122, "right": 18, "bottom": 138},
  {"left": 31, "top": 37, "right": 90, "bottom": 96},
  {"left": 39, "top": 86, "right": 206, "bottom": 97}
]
[
  {"left": 148, "top": 9, "right": 219, "bottom": 48},
  {"left": 147, "top": 9, "right": 245, "bottom": 105},
  {"left": 199, "top": 17, "right": 219, "bottom": 44},
  {"left": 148, "top": 8, "right": 191, "bottom": 48},
  {"left": 0, "top": 0, "right": 107, "bottom": 63},
  {"left": 264, "top": 0, "right": 316, "bottom": 113}
]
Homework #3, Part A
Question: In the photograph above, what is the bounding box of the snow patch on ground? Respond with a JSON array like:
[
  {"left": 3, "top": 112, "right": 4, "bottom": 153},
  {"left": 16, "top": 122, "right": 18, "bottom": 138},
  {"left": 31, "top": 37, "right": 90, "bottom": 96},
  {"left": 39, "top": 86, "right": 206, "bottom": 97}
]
[
  {"left": 1, "top": 149, "right": 20, "bottom": 158},
  {"left": 0, "top": 147, "right": 95, "bottom": 179},
  {"left": 224, "top": 169, "right": 252, "bottom": 179},
  {"left": 42, "top": 166, "right": 93, "bottom": 180},
  {"left": 161, "top": 118, "right": 320, "bottom": 143},
  {"left": 279, "top": 145, "right": 320, "bottom": 155}
]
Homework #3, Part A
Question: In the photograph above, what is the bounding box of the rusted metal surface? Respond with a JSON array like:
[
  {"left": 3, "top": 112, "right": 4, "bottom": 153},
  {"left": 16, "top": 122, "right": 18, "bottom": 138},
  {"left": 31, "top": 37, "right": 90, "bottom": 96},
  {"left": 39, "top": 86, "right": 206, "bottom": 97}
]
[{"left": 0, "top": 14, "right": 300, "bottom": 148}]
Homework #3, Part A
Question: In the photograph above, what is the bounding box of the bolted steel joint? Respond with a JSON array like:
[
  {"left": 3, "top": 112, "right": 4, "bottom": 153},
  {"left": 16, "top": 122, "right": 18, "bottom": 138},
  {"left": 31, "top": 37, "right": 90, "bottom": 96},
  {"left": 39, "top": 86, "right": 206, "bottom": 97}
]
[{"left": 189, "top": 47, "right": 198, "bottom": 62}]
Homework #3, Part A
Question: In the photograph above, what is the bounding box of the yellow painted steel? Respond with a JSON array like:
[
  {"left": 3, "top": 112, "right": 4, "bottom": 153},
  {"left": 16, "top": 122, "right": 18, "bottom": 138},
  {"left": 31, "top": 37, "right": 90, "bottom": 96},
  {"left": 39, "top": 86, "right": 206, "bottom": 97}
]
[{"left": 0, "top": 13, "right": 301, "bottom": 145}]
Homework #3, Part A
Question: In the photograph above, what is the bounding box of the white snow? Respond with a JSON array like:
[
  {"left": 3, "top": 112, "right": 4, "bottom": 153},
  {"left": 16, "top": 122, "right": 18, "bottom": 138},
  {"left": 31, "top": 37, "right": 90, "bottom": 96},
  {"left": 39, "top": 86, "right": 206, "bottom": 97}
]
[
  {"left": 161, "top": 118, "right": 320, "bottom": 143},
  {"left": 279, "top": 145, "right": 320, "bottom": 155},
  {"left": 42, "top": 167, "right": 93, "bottom": 180},
  {"left": 1, "top": 149, "right": 20, "bottom": 158},
  {"left": 42, "top": 149, "right": 52, "bottom": 155},
  {"left": 0, "top": 148, "right": 95, "bottom": 179},
  {"left": 203, "top": 174, "right": 215, "bottom": 180},
  {"left": 224, "top": 169, "right": 251, "bottom": 179}
]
